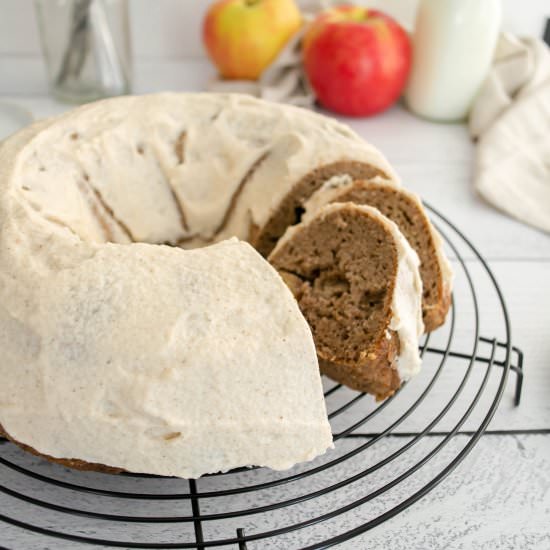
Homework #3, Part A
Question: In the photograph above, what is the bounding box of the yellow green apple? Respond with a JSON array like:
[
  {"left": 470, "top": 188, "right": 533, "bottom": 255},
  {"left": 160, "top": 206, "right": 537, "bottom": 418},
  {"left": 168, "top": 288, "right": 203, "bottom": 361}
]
[{"left": 203, "top": 0, "right": 302, "bottom": 80}]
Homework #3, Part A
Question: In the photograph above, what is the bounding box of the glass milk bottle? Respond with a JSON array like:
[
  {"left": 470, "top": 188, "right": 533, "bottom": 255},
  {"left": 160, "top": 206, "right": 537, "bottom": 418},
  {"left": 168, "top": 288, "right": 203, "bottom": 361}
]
[{"left": 405, "top": 0, "right": 501, "bottom": 121}]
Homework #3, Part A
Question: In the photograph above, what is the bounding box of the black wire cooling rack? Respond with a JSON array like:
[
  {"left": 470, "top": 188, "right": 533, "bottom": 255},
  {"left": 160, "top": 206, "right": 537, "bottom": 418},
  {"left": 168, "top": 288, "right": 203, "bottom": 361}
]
[{"left": 0, "top": 204, "right": 525, "bottom": 550}]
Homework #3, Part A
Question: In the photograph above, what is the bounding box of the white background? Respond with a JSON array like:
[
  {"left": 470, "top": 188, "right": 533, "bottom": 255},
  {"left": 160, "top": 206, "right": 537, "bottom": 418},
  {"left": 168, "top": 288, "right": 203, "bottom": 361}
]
[{"left": 0, "top": 0, "right": 549, "bottom": 60}]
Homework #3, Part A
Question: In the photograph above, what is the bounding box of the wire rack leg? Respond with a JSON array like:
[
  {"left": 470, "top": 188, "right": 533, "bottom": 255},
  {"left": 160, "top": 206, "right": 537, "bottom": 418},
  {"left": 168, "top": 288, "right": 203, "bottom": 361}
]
[
  {"left": 512, "top": 346, "right": 524, "bottom": 406},
  {"left": 236, "top": 528, "right": 248, "bottom": 550},
  {"left": 189, "top": 479, "right": 204, "bottom": 549}
]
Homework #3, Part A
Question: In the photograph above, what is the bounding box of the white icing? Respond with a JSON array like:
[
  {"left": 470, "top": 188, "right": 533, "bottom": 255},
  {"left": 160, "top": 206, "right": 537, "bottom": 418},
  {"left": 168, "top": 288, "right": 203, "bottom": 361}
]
[
  {"left": 347, "top": 204, "right": 424, "bottom": 381},
  {"left": 301, "top": 174, "right": 354, "bottom": 222},
  {"left": 385, "top": 222, "right": 425, "bottom": 380},
  {"left": 11, "top": 93, "right": 398, "bottom": 248},
  {"left": 0, "top": 235, "right": 333, "bottom": 477}
]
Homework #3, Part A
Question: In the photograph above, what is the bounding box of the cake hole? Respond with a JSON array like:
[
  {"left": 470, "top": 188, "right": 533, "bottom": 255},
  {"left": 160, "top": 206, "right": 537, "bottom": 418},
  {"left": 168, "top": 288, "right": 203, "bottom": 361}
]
[
  {"left": 359, "top": 288, "right": 386, "bottom": 309},
  {"left": 315, "top": 275, "right": 350, "bottom": 298},
  {"left": 294, "top": 206, "right": 305, "bottom": 225},
  {"left": 70, "top": 132, "right": 79, "bottom": 140},
  {"left": 136, "top": 144, "right": 145, "bottom": 155}
]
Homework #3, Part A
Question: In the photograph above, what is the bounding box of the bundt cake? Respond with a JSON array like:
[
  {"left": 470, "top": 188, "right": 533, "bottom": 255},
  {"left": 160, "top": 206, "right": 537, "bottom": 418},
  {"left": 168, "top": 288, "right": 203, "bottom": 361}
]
[
  {"left": 0, "top": 92, "right": 450, "bottom": 476},
  {"left": 269, "top": 203, "right": 424, "bottom": 399}
]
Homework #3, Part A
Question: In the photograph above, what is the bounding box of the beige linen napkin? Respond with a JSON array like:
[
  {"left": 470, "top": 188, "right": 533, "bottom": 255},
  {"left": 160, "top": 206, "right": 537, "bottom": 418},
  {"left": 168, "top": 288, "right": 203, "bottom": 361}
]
[
  {"left": 207, "top": 24, "right": 314, "bottom": 107},
  {"left": 206, "top": 1, "right": 331, "bottom": 106},
  {"left": 469, "top": 33, "right": 550, "bottom": 233}
]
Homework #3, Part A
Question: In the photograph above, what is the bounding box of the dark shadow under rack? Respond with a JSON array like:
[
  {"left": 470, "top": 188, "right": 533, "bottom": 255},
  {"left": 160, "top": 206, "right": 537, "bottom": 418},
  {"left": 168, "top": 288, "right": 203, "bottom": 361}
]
[{"left": 0, "top": 204, "right": 525, "bottom": 549}]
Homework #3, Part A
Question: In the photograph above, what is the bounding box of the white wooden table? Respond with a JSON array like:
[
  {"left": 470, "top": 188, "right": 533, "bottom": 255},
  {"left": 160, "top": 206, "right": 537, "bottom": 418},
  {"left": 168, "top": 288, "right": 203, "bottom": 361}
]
[{"left": 0, "top": 57, "right": 549, "bottom": 550}]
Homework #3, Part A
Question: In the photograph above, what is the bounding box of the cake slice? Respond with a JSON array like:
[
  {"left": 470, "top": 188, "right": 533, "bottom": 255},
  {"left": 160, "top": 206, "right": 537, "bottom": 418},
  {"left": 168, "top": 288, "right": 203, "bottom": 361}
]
[
  {"left": 303, "top": 177, "right": 453, "bottom": 331},
  {"left": 269, "top": 203, "right": 424, "bottom": 399}
]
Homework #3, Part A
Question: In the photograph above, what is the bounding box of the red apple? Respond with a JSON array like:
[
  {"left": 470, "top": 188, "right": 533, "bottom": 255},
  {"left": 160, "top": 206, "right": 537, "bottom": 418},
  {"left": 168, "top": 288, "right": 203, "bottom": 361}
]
[
  {"left": 303, "top": 6, "right": 411, "bottom": 116},
  {"left": 203, "top": 0, "right": 302, "bottom": 80}
]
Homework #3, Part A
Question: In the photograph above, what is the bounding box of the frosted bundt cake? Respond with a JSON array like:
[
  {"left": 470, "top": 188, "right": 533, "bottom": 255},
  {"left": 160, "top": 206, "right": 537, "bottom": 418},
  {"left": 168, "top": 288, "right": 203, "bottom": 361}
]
[
  {"left": 269, "top": 203, "right": 424, "bottom": 399},
  {"left": 0, "top": 92, "right": 450, "bottom": 476}
]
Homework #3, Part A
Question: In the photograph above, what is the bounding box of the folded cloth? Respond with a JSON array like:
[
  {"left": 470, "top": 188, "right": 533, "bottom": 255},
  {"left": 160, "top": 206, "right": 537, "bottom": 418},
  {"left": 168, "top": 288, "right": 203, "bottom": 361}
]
[
  {"left": 469, "top": 33, "right": 550, "bottom": 233},
  {"left": 206, "top": 0, "right": 330, "bottom": 107},
  {"left": 207, "top": 23, "right": 314, "bottom": 107}
]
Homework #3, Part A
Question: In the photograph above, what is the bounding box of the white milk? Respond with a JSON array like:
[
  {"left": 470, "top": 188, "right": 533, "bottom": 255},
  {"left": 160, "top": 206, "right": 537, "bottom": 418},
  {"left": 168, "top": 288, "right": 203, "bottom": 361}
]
[{"left": 405, "top": 0, "right": 501, "bottom": 121}]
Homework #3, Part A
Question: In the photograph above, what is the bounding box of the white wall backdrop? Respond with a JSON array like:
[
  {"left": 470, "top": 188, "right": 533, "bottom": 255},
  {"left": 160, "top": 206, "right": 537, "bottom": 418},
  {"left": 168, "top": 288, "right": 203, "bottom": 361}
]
[{"left": 0, "top": 0, "right": 548, "bottom": 61}]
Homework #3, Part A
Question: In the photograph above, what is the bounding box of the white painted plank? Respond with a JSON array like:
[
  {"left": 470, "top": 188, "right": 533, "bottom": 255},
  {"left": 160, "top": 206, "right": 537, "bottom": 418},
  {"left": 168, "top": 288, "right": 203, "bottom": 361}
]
[
  {"left": 0, "top": 56, "right": 217, "bottom": 96},
  {"left": 338, "top": 434, "right": 550, "bottom": 550},
  {"left": 1, "top": 434, "right": 548, "bottom": 549},
  {"left": 0, "top": 0, "right": 211, "bottom": 60},
  {"left": 1, "top": 0, "right": 548, "bottom": 58}
]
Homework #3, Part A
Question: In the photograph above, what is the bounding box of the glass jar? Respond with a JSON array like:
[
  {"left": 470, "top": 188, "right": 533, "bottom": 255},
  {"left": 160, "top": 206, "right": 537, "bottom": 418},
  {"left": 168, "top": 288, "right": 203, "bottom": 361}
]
[{"left": 35, "top": 0, "right": 132, "bottom": 104}]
